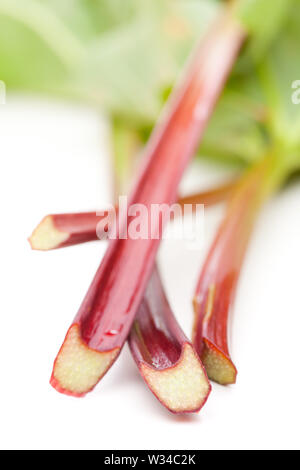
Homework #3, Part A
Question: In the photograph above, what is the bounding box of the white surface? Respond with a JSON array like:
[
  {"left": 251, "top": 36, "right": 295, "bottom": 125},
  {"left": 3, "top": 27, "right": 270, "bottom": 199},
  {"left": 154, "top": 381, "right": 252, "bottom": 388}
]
[{"left": 1, "top": 97, "right": 300, "bottom": 450}]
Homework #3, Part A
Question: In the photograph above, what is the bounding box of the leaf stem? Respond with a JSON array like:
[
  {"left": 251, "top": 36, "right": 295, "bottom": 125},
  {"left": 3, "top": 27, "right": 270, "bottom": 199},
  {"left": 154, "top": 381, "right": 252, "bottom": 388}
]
[{"left": 192, "top": 152, "right": 288, "bottom": 384}]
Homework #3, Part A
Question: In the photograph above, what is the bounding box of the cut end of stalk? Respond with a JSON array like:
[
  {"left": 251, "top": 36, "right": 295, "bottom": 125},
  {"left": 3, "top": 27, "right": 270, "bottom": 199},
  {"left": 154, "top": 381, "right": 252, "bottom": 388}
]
[
  {"left": 140, "top": 343, "right": 211, "bottom": 414},
  {"left": 202, "top": 338, "right": 237, "bottom": 385},
  {"left": 50, "top": 324, "right": 120, "bottom": 397},
  {"left": 29, "top": 215, "right": 69, "bottom": 251}
]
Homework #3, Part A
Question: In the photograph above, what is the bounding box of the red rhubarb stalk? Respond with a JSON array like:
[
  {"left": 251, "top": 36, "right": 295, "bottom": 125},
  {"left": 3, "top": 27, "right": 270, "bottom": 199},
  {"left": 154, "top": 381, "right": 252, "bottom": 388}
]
[
  {"left": 50, "top": 12, "right": 245, "bottom": 397},
  {"left": 29, "top": 180, "right": 236, "bottom": 251},
  {"left": 192, "top": 154, "right": 285, "bottom": 385},
  {"left": 30, "top": 209, "right": 216, "bottom": 411},
  {"left": 128, "top": 267, "right": 211, "bottom": 413},
  {"left": 29, "top": 184, "right": 234, "bottom": 411},
  {"left": 29, "top": 212, "right": 106, "bottom": 250},
  {"left": 178, "top": 180, "right": 236, "bottom": 209}
]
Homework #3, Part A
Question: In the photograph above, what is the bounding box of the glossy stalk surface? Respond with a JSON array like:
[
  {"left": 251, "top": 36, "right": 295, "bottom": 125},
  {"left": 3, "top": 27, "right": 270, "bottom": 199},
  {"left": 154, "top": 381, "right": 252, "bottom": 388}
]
[{"left": 51, "top": 13, "right": 245, "bottom": 396}]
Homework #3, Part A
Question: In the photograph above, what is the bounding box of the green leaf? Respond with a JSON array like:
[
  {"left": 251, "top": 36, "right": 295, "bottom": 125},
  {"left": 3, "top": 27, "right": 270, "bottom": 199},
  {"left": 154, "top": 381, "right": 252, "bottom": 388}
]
[
  {"left": 257, "top": 3, "right": 300, "bottom": 166},
  {"left": 198, "top": 88, "right": 268, "bottom": 166},
  {"left": 0, "top": 0, "right": 219, "bottom": 123},
  {"left": 237, "top": 0, "right": 293, "bottom": 58},
  {"left": 199, "top": 0, "right": 300, "bottom": 169},
  {"left": 77, "top": 0, "right": 219, "bottom": 125},
  {"left": 1, "top": 0, "right": 298, "bottom": 172}
]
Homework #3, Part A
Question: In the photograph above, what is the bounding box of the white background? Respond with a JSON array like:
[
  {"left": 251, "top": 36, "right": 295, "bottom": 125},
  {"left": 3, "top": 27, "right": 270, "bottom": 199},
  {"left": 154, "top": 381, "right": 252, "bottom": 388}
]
[{"left": 1, "top": 96, "right": 300, "bottom": 450}]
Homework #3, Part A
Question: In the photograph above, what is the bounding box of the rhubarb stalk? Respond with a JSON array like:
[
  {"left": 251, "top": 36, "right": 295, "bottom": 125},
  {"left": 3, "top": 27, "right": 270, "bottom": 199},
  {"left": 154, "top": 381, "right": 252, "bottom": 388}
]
[
  {"left": 30, "top": 201, "right": 218, "bottom": 411},
  {"left": 128, "top": 267, "right": 210, "bottom": 413},
  {"left": 29, "top": 182, "right": 235, "bottom": 411},
  {"left": 192, "top": 154, "right": 287, "bottom": 385},
  {"left": 51, "top": 12, "right": 245, "bottom": 397},
  {"left": 29, "top": 180, "right": 236, "bottom": 251}
]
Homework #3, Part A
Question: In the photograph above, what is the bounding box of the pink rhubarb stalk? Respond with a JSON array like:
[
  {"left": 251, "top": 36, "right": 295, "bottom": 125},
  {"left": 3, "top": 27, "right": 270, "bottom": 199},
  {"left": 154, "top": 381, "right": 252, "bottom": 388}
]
[
  {"left": 50, "top": 12, "right": 245, "bottom": 397},
  {"left": 29, "top": 185, "right": 234, "bottom": 411},
  {"left": 29, "top": 180, "right": 236, "bottom": 251},
  {"left": 128, "top": 267, "right": 211, "bottom": 413},
  {"left": 30, "top": 216, "right": 213, "bottom": 412},
  {"left": 193, "top": 155, "right": 284, "bottom": 385}
]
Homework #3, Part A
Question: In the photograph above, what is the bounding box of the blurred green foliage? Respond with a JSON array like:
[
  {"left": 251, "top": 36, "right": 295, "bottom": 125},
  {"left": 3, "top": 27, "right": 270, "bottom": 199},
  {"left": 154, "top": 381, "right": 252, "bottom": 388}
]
[
  {"left": 0, "top": 0, "right": 217, "bottom": 121},
  {"left": 0, "top": 0, "right": 299, "bottom": 171}
]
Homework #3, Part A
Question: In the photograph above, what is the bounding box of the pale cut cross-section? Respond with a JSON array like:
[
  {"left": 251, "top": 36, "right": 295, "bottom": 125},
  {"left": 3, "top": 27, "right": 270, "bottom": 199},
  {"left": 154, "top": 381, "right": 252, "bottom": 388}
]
[
  {"left": 29, "top": 215, "right": 69, "bottom": 250},
  {"left": 140, "top": 343, "right": 210, "bottom": 413},
  {"left": 51, "top": 324, "right": 120, "bottom": 396},
  {"left": 202, "top": 339, "right": 237, "bottom": 385}
]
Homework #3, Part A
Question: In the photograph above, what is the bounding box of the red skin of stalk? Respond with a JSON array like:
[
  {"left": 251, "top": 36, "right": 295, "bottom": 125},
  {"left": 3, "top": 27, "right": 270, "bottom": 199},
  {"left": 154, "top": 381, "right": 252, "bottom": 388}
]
[
  {"left": 51, "top": 13, "right": 245, "bottom": 396},
  {"left": 29, "top": 184, "right": 234, "bottom": 404},
  {"left": 30, "top": 185, "right": 233, "bottom": 404},
  {"left": 50, "top": 212, "right": 109, "bottom": 247},
  {"left": 128, "top": 267, "right": 211, "bottom": 413},
  {"left": 193, "top": 163, "right": 271, "bottom": 384},
  {"left": 30, "top": 181, "right": 236, "bottom": 250}
]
